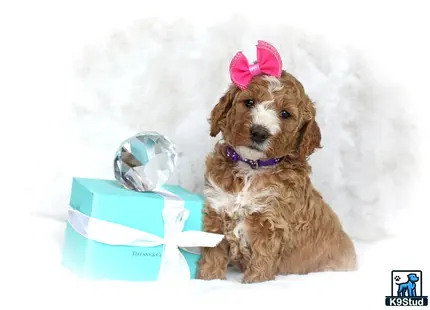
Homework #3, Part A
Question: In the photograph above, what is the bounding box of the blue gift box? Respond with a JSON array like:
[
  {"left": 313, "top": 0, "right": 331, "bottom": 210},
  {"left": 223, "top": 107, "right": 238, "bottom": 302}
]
[{"left": 61, "top": 177, "right": 206, "bottom": 281}]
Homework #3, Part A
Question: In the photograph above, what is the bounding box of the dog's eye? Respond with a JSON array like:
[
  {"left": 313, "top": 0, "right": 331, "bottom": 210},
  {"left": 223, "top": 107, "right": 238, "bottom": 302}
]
[
  {"left": 244, "top": 99, "right": 254, "bottom": 108},
  {"left": 280, "top": 110, "right": 291, "bottom": 119}
]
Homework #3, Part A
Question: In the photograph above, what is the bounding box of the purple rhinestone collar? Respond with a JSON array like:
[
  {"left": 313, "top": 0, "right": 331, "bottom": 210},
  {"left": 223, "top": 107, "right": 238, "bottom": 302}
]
[{"left": 225, "top": 145, "right": 283, "bottom": 169}]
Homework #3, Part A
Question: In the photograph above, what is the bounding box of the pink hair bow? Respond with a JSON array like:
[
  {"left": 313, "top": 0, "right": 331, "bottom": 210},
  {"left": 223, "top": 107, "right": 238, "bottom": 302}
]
[{"left": 229, "top": 40, "right": 283, "bottom": 90}]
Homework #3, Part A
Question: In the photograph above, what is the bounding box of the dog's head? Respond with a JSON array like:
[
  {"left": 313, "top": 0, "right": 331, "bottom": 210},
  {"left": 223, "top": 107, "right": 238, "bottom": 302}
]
[
  {"left": 408, "top": 273, "right": 419, "bottom": 283},
  {"left": 209, "top": 71, "right": 321, "bottom": 161}
]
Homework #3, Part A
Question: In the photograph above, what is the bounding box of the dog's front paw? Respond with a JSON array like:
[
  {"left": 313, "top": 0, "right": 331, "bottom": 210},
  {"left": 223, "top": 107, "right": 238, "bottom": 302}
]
[
  {"left": 196, "top": 265, "right": 227, "bottom": 281},
  {"left": 241, "top": 271, "right": 275, "bottom": 284}
]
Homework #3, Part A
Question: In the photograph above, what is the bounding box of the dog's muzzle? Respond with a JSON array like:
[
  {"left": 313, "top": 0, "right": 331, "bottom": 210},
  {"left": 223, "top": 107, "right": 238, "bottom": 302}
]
[{"left": 250, "top": 125, "right": 270, "bottom": 144}]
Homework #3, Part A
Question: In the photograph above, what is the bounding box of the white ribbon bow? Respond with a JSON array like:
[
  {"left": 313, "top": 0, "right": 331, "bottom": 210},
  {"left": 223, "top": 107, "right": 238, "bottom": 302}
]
[{"left": 67, "top": 188, "right": 224, "bottom": 282}]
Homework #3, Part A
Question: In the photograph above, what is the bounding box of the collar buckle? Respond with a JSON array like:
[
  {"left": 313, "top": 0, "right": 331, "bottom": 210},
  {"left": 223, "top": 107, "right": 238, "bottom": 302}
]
[{"left": 248, "top": 160, "right": 259, "bottom": 169}]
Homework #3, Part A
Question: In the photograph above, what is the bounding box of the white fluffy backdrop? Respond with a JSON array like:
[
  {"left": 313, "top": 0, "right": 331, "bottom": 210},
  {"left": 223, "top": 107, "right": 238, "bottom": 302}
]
[{"left": 1, "top": 1, "right": 429, "bottom": 309}]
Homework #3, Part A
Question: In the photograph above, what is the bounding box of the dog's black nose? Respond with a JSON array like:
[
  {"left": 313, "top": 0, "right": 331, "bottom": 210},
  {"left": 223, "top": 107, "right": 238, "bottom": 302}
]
[{"left": 250, "top": 125, "right": 270, "bottom": 144}]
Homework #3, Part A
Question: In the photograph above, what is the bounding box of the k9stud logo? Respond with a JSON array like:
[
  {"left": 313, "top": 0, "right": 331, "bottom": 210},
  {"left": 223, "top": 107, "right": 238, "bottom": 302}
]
[{"left": 386, "top": 270, "right": 428, "bottom": 306}]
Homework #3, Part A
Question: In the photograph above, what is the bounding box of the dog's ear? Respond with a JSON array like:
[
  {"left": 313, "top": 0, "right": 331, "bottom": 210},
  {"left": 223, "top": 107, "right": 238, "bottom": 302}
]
[
  {"left": 297, "top": 99, "right": 321, "bottom": 160},
  {"left": 209, "top": 85, "right": 238, "bottom": 137}
]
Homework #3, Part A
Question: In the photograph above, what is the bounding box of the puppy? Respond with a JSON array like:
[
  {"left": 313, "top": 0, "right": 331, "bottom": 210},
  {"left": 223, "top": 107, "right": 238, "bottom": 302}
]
[{"left": 197, "top": 41, "right": 357, "bottom": 283}]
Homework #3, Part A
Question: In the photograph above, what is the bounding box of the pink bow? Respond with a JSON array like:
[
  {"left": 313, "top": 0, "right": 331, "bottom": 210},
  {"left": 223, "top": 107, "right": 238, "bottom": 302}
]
[{"left": 229, "top": 40, "right": 283, "bottom": 90}]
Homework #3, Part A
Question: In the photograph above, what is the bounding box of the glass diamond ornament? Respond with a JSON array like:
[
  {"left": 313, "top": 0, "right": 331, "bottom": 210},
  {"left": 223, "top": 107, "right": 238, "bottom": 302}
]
[{"left": 113, "top": 131, "right": 178, "bottom": 192}]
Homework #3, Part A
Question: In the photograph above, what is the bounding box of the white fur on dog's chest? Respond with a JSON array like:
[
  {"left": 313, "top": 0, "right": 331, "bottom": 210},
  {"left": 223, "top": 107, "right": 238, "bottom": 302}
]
[
  {"left": 204, "top": 172, "right": 268, "bottom": 218},
  {"left": 204, "top": 168, "right": 275, "bottom": 241}
]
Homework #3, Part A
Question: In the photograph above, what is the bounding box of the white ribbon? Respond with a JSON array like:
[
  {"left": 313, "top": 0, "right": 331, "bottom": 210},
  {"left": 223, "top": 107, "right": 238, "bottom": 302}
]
[{"left": 67, "top": 187, "right": 224, "bottom": 282}]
